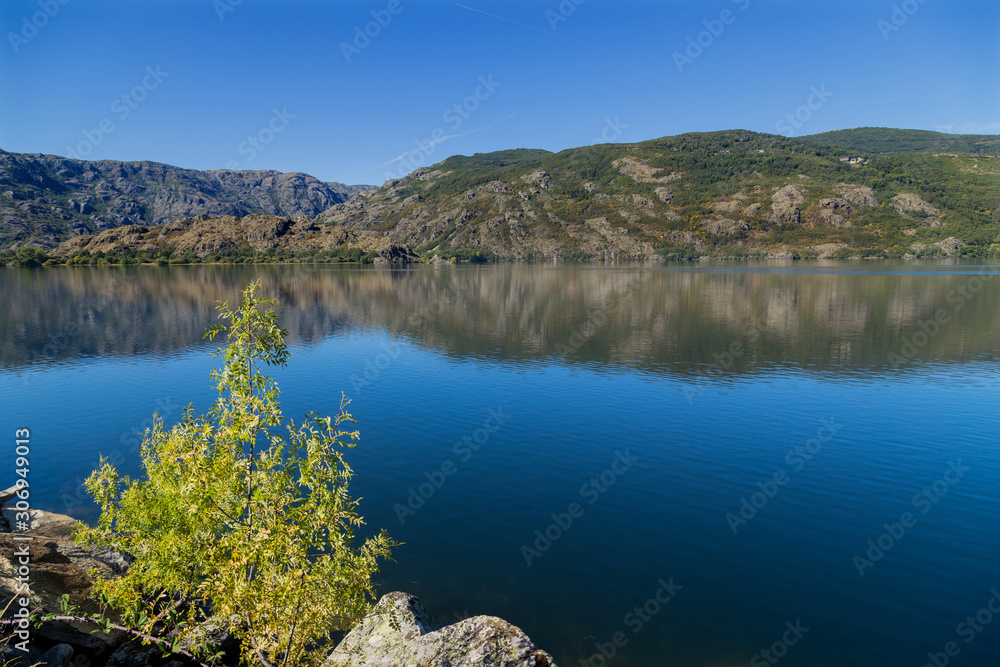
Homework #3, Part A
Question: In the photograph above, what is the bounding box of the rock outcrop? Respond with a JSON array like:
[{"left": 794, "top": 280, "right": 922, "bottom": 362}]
[
  {"left": 327, "top": 592, "right": 555, "bottom": 667},
  {"left": 892, "top": 193, "right": 944, "bottom": 224},
  {"left": 0, "top": 149, "right": 374, "bottom": 250},
  {"left": 51, "top": 214, "right": 417, "bottom": 263},
  {"left": 0, "top": 501, "right": 554, "bottom": 667},
  {"left": 766, "top": 185, "right": 804, "bottom": 225}
]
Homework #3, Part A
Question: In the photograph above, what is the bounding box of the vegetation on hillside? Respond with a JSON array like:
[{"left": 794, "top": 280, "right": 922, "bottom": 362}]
[
  {"left": 338, "top": 129, "right": 999, "bottom": 261},
  {"left": 800, "top": 127, "right": 1000, "bottom": 156}
]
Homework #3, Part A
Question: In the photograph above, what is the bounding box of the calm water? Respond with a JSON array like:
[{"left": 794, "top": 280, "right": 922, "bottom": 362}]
[{"left": 2, "top": 262, "right": 999, "bottom": 666}]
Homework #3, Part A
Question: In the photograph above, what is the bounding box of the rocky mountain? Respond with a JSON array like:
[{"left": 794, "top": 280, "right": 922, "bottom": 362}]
[
  {"left": 317, "top": 130, "right": 999, "bottom": 260},
  {"left": 0, "top": 149, "right": 374, "bottom": 250}
]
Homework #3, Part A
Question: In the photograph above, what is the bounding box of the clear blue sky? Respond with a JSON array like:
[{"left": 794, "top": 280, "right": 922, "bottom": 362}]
[{"left": 1, "top": 0, "right": 996, "bottom": 186}]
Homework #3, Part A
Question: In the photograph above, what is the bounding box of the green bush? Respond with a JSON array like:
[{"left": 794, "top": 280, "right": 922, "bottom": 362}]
[{"left": 75, "top": 282, "right": 396, "bottom": 667}]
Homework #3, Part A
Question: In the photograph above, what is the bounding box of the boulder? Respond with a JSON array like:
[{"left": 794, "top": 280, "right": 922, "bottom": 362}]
[
  {"left": 836, "top": 184, "right": 878, "bottom": 208},
  {"left": 37, "top": 643, "right": 74, "bottom": 667},
  {"left": 934, "top": 237, "right": 967, "bottom": 256},
  {"left": 326, "top": 592, "right": 556, "bottom": 667},
  {"left": 892, "top": 193, "right": 943, "bottom": 223},
  {"left": 104, "top": 641, "right": 160, "bottom": 667},
  {"left": 0, "top": 508, "right": 129, "bottom": 617},
  {"left": 766, "top": 185, "right": 804, "bottom": 225}
]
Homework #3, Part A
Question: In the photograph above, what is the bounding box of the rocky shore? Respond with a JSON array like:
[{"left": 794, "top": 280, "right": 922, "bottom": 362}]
[{"left": 0, "top": 499, "right": 555, "bottom": 667}]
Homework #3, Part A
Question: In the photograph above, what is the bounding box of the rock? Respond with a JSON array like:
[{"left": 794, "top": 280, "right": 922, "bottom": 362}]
[
  {"left": 520, "top": 172, "right": 550, "bottom": 190},
  {"left": 766, "top": 185, "right": 804, "bottom": 225},
  {"left": 817, "top": 198, "right": 853, "bottom": 227},
  {"left": 813, "top": 243, "right": 848, "bottom": 259},
  {"left": 621, "top": 194, "right": 653, "bottom": 210},
  {"left": 700, "top": 216, "right": 750, "bottom": 235},
  {"left": 934, "top": 237, "right": 966, "bottom": 256},
  {"left": 710, "top": 199, "right": 743, "bottom": 214},
  {"left": 326, "top": 592, "right": 556, "bottom": 667},
  {"left": 0, "top": 508, "right": 78, "bottom": 538},
  {"left": 653, "top": 187, "right": 673, "bottom": 203},
  {"left": 892, "top": 193, "right": 942, "bottom": 223},
  {"left": 0, "top": 485, "right": 19, "bottom": 506},
  {"left": 481, "top": 181, "right": 512, "bottom": 194},
  {"left": 170, "top": 616, "right": 241, "bottom": 666},
  {"left": 0, "top": 513, "right": 129, "bottom": 616},
  {"left": 37, "top": 643, "right": 74, "bottom": 667},
  {"left": 837, "top": 184, "right": 878, "bottom": 208},
  {"left": 613, "top": 157, "right": 682, "bottom": 184},
  {"left": 104, "top": 641, "right": 159, "bottom": 667}
]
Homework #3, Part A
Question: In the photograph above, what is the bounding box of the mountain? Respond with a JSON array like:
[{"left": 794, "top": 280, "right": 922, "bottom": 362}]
[
  {"left": 49, "top": 213, "right": 415, "bottom": 264},
  {"left": 317, "top": 129, "right": 999, "bottom": 260},
  {"left": 9, "top": 128, "right": 999, "bottom": 262},
  {"left": 0, "top": 149, "right": 374, "bottom": 250},
  {"left": 800, "top": 128, "right": 1000, "bottom": 156}
]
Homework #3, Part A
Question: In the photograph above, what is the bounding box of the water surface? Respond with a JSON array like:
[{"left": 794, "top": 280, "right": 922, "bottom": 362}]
[{"left": 1, "top": 262, "right": 998, "bottom": 666}]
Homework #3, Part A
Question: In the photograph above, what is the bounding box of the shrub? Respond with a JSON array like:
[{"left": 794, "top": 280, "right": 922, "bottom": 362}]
[{"left": 75, "top": 281, "right": 396, "bottom": 667}]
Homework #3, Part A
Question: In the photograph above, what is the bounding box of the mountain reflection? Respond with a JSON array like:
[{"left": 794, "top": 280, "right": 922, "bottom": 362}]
[{"left": 2, "top": 263, "right": 998, "bottom": 376}]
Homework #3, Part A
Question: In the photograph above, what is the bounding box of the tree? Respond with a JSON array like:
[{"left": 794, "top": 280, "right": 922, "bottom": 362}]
[
  {"left": 11, "top": 247, "right": 48, "bottom": 267},
  {"left": 75, "top": 280, "right": 396, "bottom": 667}
]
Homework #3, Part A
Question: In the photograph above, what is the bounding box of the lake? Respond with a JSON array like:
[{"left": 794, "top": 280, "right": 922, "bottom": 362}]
[{"left": 2, "top": 262, "right": 999, "bottom": 666}]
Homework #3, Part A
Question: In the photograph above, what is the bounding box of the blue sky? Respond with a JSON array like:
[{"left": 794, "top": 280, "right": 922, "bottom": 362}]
[{"left": 1, "top": 0, "right": 996, "bottom": 186}]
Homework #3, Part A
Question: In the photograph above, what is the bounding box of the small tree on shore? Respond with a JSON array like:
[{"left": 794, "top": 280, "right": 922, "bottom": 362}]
[{"left": 75, "top": 280, "right": 395, "bottom": 667}]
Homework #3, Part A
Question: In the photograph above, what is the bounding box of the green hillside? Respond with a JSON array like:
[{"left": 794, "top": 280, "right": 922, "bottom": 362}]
[
  {"left": 321, "top": 129, "right": 1000, "bottom": 261},
  {"left": 800, "top": 127, "right": 1000, "bottom": 156}
]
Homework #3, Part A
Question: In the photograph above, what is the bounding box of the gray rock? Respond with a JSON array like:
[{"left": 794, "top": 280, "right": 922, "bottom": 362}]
[
  {"left": 766, "top": 185, "right": 804, "bottom": 225},
  {"left": 934, "top": 237, "right": 967, "bottom": 256},
  {"left": 37, "top": 643, "right": 74, "bottom": 667},
  {"left": 105, "top": 641, "right": 160, "bottom": 667},
  {"left": 892, "top": 193, "right": 943, "bottom": 224},
  {"left": 0, "top": 510, "right": 129, "bottom": 617},
  {"left": 327, "top": 592, "right": 556, "bottom": 667}
]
